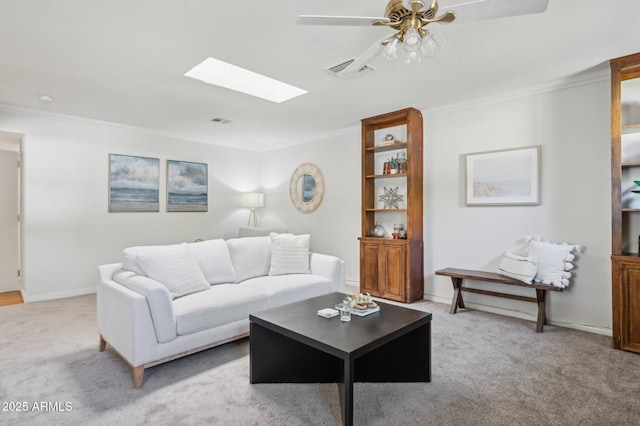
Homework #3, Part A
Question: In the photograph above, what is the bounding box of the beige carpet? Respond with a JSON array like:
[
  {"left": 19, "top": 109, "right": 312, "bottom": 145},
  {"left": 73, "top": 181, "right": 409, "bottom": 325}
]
[{"left": 1, "top": 294, "right": 639, "bottom": 425}]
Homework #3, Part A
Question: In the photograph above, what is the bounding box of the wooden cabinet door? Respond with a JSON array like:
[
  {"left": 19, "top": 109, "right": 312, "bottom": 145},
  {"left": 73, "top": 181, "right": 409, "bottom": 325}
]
[
  {"left": 613, "top": 258, "right": 640, "bottom": 353},
  {"left": 360, "top": 241, "right": 382, "bottom": 297},
  {"left": 381, "top": 243, "right": 406, "bottom": 302}
]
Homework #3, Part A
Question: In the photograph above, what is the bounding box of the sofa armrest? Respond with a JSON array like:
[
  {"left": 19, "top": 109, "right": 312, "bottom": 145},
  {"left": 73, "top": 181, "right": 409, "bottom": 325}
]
[
  {"left": 309, "top": 253, "right": 344, "bottom": 292},
  {"left": 111, "top": 269, "right": 177, "bottom": 344},
  {"left": 97, "top": 264, "right": 169, "bottom": 367}
]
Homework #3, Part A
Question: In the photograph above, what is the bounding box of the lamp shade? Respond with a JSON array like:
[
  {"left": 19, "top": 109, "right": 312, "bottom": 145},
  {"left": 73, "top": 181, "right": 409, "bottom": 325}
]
[{"left": 241, "top": 192, "right": 264, "bottom": 208}]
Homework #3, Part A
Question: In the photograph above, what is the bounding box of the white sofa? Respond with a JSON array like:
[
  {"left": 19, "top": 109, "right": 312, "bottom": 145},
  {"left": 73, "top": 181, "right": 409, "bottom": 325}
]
[{"left": 97, "top": 235, "right": 343, "bottom": 388}]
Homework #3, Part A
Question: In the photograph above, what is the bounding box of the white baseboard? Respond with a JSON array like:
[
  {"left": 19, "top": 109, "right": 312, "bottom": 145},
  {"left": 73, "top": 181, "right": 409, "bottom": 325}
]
[
  {"left": 422, "top": 294, "right": 612, "bottom": 337},
  {"left": 23, "top": 287, "right": 96, "bottom": 303}
]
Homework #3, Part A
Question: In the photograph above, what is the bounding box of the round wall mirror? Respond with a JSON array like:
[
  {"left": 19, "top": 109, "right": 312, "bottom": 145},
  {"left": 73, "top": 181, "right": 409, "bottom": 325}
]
[{"left": 289, "top": 163, "right": 325, "bottom": 213}]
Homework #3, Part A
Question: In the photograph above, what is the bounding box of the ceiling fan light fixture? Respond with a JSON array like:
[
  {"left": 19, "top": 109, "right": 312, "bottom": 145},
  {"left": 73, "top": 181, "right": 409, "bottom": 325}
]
[
  {"left": 420, "top": 33, "right": 440, "bottom": 57},
  {"left": 382, "top": 37, "right": 400, "bottom": 61},
  {"left": 402, "top": 26, "right": 421, "bottom": 52},
  {"left": 404, "top": 50, "right": 421, "bottom": 65}
]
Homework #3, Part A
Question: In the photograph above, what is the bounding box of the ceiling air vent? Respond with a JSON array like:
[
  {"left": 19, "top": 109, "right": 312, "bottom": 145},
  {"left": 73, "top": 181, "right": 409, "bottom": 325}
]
[
  {"left": 211, "top": 117, "right": 232, "bottom": 124},
  {"left": 325, "top": 59, "right": 375, "bottom": 78}
]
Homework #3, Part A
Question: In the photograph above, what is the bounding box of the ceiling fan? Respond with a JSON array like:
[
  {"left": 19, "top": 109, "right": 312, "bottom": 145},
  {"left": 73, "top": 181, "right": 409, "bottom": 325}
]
[{"left": 297, "top": 0, "right": 550, "bottom": 77}]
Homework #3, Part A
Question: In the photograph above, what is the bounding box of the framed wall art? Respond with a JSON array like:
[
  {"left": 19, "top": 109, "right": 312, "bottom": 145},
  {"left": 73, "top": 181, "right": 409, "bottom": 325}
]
[
  {"left": 166, "top": 160, "right": 208, "bottom": 212},
  {"left": 465, "top": 146, "right": 541, "bottom": 206},
  {"left": 108, "top": 154, "right": 160, "bottom": 212}
]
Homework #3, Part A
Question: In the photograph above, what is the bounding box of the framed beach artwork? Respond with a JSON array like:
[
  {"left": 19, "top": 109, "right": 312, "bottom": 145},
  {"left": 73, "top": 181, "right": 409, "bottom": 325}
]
[
  {"left": 465, "top": 146, "right": 541, "bottom": 206},
  {"left": 166, "top": 160, "right": 208, "bottom": 212},
  {"left": 108, "top": 154, "right": 160, "bottom": 212}
]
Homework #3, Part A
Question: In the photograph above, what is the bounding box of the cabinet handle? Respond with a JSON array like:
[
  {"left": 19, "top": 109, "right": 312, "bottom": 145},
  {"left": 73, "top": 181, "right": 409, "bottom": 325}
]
[{"left": 616, "top": 266, "right": 621, "bottom": 276}]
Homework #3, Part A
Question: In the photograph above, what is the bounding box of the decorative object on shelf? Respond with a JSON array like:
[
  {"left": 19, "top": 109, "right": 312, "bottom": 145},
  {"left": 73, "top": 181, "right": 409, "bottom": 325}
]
[
  {"left": 389, "top": 157, "right": 398, "bottom": 174},
  {"left": 371, "top": 221, "right": 386, "bottom": 238},
  {"left": 289, "top": 162, "right": 325, "bottom": 213},
  {"left": 632, "top": 180, "right": 640, "bottom": 193},
  {"left": 108, "top": 154, "right": 160, "bottom": 213},
  {"left": 383, "top": 160, "right": 392, "bottom": 175},
  {"left": 392, "top": 223, "right": 406, "bottom": 239},
  {"left": 379, "top": 133, "right": 397, "bottom": 147},
  {"left": 241, "top": 192, "right": 265, "bottom": 227},
  {"left": 465, "top": 146, "right": 541, "bottom": 206},
  {"left": 397, "top": 152, "right": 408, "bottom": 174},
  {"left": 379, "top": 186, "right": 403, "bottom": 208},
  {"left": 167, "top": 160, "right": 208, "bottom": 212},
  {"left": 382, "top": 157, "right": 399, "bottom": 175}
]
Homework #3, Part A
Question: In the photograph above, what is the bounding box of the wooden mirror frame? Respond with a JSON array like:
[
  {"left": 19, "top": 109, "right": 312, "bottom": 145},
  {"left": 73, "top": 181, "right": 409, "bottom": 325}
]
[{"left": 289, "top": 162, "right": 325, "bottom": 213}]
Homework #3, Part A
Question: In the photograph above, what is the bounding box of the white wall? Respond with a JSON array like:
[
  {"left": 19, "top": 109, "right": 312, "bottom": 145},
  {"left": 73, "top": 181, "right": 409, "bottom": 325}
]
[
  {"left": 0, "top": 109, "right": 262, "bottom": 301},
  {"left": 260, "top": 131, "right": 361, "bottom": 283},
  {"left": 423, "top": 77, "right": 611, "bottom": 333},
  {"left": 0, "top": 72, "right": 614, "bottom": 333}
]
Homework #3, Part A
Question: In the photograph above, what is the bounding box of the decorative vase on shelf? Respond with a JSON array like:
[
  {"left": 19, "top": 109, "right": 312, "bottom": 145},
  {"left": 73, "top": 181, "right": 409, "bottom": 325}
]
[{"left": 371, "top": 221, "right": 386, "bottom": 238}]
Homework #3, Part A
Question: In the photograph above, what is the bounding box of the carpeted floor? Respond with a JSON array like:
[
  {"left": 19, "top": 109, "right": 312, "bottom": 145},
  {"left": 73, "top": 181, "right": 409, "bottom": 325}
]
[{"left": 1, "top": 294, "right": 639, "bottom": 425}]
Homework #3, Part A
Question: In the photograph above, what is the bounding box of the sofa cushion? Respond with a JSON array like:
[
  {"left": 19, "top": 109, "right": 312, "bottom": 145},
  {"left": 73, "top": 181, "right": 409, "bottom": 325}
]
[
  {"left": 226, "top": 236, "right": 271, "bottom": 282},
  {"left": 136, "top": 243, "right": 210, "bottom": 299},
  {"left": 186, "top": 239, "right": 236, "bottom": 285},
  {"left": 268, "top": 233, "right": 310, "bottom": 276},
  {"left": 239, "top": 274, "right": 331, "bottom": 308},
  {"left": 173, "top": 284, "right": 269, "bottom": 336}
]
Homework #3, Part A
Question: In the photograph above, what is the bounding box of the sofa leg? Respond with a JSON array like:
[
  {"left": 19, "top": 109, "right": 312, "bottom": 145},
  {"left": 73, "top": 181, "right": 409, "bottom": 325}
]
[
  {"left": 133, "top": 366, "right": 145, "bottom": 389},
  {"left": 99, "top": 335, "right": 107, "bottom": 352}
]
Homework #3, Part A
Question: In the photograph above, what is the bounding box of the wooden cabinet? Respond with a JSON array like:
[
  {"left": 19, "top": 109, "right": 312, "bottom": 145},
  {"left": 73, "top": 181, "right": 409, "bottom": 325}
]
[
  {"left": 612, "top": 256, "right": 640, "bottom": 352},
  {"left": 359, "top": 108, "right": 423, "bottom": 303},
  {"left": 611, "top": 52, "right": 640, "bottom": 353}
]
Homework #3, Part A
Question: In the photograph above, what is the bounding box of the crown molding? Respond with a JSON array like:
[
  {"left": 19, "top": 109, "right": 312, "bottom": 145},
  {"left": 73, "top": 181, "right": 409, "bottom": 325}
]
[{"left": 423, "top": 68, "right": 610, "bottom": 118}]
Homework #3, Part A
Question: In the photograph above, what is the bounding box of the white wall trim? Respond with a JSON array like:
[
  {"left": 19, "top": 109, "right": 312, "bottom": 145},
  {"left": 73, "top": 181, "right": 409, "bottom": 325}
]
[
  {"left": 23, "top": 287, "right": 95, "bottom": 303},
  {"left": 422, "top": 294, "right": 612, "bottom": 337}
]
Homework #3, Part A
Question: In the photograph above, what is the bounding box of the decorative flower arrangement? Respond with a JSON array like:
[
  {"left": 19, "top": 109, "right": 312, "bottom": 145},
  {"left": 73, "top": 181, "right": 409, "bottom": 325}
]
[{"left": 343, "top": 293, "right": 378, "bottom": 310}]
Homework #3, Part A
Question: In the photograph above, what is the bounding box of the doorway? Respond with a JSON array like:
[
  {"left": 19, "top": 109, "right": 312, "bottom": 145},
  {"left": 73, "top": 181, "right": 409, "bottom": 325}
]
[{"left": 0, "top": 131, "right": 22, "bottom": 300}]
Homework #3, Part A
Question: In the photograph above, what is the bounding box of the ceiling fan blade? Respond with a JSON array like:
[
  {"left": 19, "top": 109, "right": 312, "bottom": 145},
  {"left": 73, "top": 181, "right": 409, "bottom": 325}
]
[
  {"left": 439, "top": 0, "right": 549, "bottom": 24},
  {"left": 296, "top": 15, "right": 390, "bottom": 26},
  {"left": 339, "top": 36, "right": 393, "bottom": 77},
  {"left": 430, "top": 30, "right": 467, "bottom": 70}
]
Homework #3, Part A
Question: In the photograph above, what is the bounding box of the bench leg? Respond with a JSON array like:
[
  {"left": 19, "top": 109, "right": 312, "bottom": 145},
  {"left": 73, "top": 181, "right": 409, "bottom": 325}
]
[
  {"left": 450, "top": 277, "right": 465, "bottom": 314},
  {"left": 535, "top": 289, "right": 547, "bottom": 333}
]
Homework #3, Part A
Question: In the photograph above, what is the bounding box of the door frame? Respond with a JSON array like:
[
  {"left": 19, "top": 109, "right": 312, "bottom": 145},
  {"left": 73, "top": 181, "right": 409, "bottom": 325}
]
[{"left": 0, "top": 131, "right": 23, "bottom": 297}]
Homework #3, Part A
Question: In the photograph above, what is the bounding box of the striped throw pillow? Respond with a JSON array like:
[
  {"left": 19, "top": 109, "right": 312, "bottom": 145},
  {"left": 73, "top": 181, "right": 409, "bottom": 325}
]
[{"left": 268, "top": 233, "right": 310, "bottom": 276}]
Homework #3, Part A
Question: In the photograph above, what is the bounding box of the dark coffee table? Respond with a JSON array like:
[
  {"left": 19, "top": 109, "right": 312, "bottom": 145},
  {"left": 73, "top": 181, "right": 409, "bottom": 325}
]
[{"left": 249, "top": 292, "right": 432, "bottom": 426}]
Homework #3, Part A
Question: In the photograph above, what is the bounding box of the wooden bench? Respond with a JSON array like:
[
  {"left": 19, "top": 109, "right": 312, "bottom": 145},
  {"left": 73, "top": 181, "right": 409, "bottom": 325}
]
[{"left": 435, "top": 267, "right": 563, "bottom": 332}]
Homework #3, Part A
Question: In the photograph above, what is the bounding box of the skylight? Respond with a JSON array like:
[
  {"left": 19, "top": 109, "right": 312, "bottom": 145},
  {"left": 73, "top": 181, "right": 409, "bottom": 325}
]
[{"left": 184, "top": 58, "right": 307, "bottom": 104}]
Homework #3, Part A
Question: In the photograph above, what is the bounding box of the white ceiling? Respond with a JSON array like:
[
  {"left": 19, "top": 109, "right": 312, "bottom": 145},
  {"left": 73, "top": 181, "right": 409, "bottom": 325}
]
[{"left": 1, "top": 0, "right": 639, "bottom": 151}]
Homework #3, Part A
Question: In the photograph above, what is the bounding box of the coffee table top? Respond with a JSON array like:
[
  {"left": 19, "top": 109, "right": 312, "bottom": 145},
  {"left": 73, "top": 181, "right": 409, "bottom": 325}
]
[{"left": 249, "top": 292, "right": 431, "bottom": 359}]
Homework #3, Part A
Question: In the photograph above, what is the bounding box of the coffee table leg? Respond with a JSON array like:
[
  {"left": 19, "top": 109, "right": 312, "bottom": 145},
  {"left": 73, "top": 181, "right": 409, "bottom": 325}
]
[{"left": 338, "top": 358, "right": 354, "bottom": 426}]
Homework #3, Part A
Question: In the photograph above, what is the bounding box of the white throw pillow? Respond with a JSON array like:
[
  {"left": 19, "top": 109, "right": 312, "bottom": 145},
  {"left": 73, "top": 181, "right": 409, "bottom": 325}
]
[
  {"left": 268, "top": 233, "right": 311, "bottom": 276},
  {"left": 226, "top": 236, "right": 272, "bottom": 283},
  {"left": 497, "top": 251, "right": 538, "bottom": 284},
  {"left": 135, "top": 243, "right": 210, "bottom": 299},
  {"left": 122, "top": 246, "right": 148, "bottom": 275},
  {"left": 186, "top": 239, "right": 236, "bottom": 285},
  {"left": 527, "top": 239, "right": 577, "bottom": 288}
]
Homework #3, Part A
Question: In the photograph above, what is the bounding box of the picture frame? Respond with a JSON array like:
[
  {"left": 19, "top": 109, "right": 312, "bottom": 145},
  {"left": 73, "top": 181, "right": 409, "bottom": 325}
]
[
  {"left": 465, "top": 146, "right": 541, "bottom": 206},
  {"left": 166, "top": 160, "right": 208, "bottom": 212},
  {"left": 108, "top": 154, "right": 160, "bottom": 212}
]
